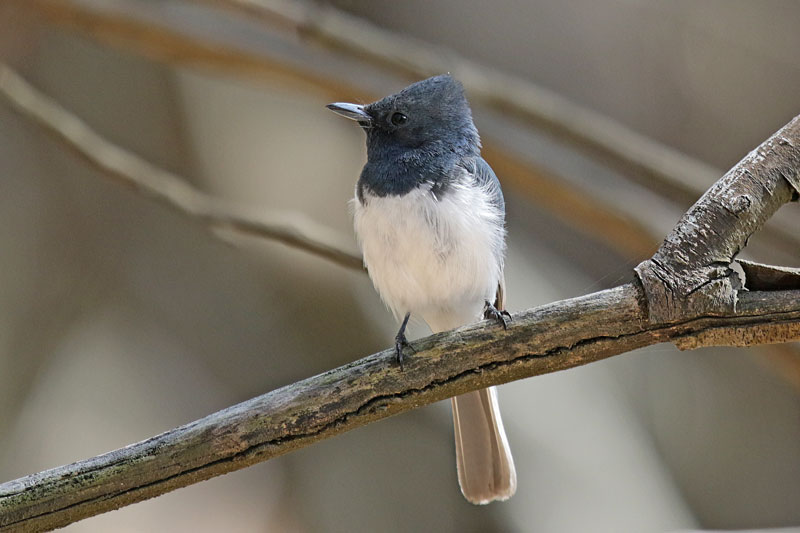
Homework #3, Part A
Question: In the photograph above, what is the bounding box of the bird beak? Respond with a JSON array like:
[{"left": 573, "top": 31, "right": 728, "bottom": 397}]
[{"left": 326, "top": 102, "right": 372, "bottom": 125}]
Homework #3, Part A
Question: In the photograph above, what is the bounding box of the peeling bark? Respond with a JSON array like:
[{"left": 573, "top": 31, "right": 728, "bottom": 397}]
[{"left": 739, "top": 259, "right": 800, "bottom": 291}]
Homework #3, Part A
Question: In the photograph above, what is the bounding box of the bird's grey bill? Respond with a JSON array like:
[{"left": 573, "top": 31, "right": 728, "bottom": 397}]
[{"left": 326, "top": 102, "right": 371, "bottom": 125}]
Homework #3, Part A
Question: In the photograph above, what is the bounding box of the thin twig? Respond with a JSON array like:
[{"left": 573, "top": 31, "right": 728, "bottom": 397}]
[{"left": 0, "top": 63, "right": 364, "bottom": 271}]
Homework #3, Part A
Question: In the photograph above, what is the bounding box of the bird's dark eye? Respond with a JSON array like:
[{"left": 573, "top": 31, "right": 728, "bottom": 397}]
[{"left": 391, "top": 112, "right": 408, "bottom": 126}]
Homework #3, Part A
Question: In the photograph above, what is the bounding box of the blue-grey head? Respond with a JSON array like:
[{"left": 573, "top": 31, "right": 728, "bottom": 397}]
[
  {"left": 328, "top": 74, "right": 480, "bottom": 160},
  {"left": 327, "top": 75, "right": 481, "bottom": 197}
]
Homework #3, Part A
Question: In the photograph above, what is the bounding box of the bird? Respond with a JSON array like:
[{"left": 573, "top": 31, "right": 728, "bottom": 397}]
[{"left": 327, "top": 74, "right": 516, "bottom": 504}]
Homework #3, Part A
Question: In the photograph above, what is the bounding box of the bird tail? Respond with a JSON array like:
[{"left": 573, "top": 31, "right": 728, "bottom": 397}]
[
  {"left": 451, "top": 387, "right": 516, "bottom": 504},
  {"left": 425, "top": 276, "right": 516, "bottom": 504},
  {"left": 452, "top": 275, "right": 515, "bottom": 504}
]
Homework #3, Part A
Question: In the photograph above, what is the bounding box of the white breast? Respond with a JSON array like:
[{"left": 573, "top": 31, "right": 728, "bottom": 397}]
[{"left": 353, "top": 178, "right": 505, "bottom": 332}]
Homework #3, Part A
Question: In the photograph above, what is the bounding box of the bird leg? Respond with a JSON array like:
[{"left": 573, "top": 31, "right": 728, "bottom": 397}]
[
  {"left": 394, "top": 312, "right": 414, "bottom": 368},
  {"left": 483, "top": 300, "right": 511, "bottom": 329}
]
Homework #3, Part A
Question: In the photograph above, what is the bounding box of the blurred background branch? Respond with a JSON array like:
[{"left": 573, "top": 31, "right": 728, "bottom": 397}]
[
  {"left": 19, "top": 0, "right": 663, "bottom": 259},
  {"left": 0, "top": 63, "right": 363, "bottom": 271},
  {"left": 205, "top": 0, "right": 725, "bottom": 200},
  {"left": 24, "top": 0, "right": 800, "bottom": 256}
]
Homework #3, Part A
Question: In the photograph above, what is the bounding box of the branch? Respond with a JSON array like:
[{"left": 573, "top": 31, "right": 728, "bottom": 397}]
[
  {"left": 203, "top": 0, "right": 719, "bottom": 204},
  {"left": 17, "top": 0, "right": 663, "bottom": 259},
  {"left": 2, "top": 285, "right": 799, "bottom": 532},
  {"left": 2, "top": 114, "right": 800, "bottom": 532},
  {"left": 21, "top": 0, "right": 799, "bottom": 262},
  {"left": 0, "top": 63, "right": 363, "bottom": 272},
  {"left": 197, "top": 0, "right": 800, "bottom": 253},
  {"left": 636, "top": 115, "right": 800, "bottom": 323}
]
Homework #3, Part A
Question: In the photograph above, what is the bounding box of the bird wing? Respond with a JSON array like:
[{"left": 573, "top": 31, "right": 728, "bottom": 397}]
[
  {"left": 472, "top": 156, "right": 505, "bottom": 213},
  {"left": 471, "top": 156, "right": 507, "bottom": 310}
]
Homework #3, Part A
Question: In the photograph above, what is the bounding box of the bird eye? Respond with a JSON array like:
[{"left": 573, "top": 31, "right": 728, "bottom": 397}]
[{"left": 391, "top": 112, "right": 408, "bottom": 126}]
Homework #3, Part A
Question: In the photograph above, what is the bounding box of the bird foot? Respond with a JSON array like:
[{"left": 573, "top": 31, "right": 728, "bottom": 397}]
[
  {"left": 394, "top": 312, "right": 414, "bottom": 369},
  {"left": 394, "top": 330, "right": 415, "bottom": 369},
  {"left": 484, "top": 301, "right": 512, "bottom": 329}
]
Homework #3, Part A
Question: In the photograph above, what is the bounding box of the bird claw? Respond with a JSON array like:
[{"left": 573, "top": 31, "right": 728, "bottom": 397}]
[
  {"left": 394, "top": 332, "right": 415, "bottom": 369},
  {"left": 484, "top": 301, "right": 511, "bottom": 329}
]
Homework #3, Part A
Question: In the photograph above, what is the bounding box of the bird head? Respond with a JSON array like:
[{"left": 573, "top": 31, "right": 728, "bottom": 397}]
[{"left": 327, "top": 75, "right": 480, "bottom": 158}]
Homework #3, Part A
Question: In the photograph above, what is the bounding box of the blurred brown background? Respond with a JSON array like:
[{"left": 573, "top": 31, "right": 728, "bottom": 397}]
[{"left": 1, "top": 1, "right": 799, "bottom": 531}]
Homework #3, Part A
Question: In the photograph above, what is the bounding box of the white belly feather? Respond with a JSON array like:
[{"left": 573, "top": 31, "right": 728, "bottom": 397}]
[{"left": 353, "top": 180, "right": 505, "bottom": 333}]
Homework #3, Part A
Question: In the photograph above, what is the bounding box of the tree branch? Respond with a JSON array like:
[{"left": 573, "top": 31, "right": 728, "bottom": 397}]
[
  {"left": 0, "top": 63, "right": 364, "bottom": 271},
  {"left": 202, "top": 0, "right": 720, "bottom": 204},
  {"left": 1, "top": 114, "right": 799, "bottom": 532},
  {"left": 636, "top": 115, "right": 800, "bottom": 323},
  {"left": 16, "top": 0, "right": 664, "bottom": 259},
  {"left": 19, "top": 0, "right": 799, "bottom": 262},
  {"left": 1, "top": 284, "right": 799, "bottom": 532},
  {"left": 195, "top": 0, "right": 800, "bottom": 237}
]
